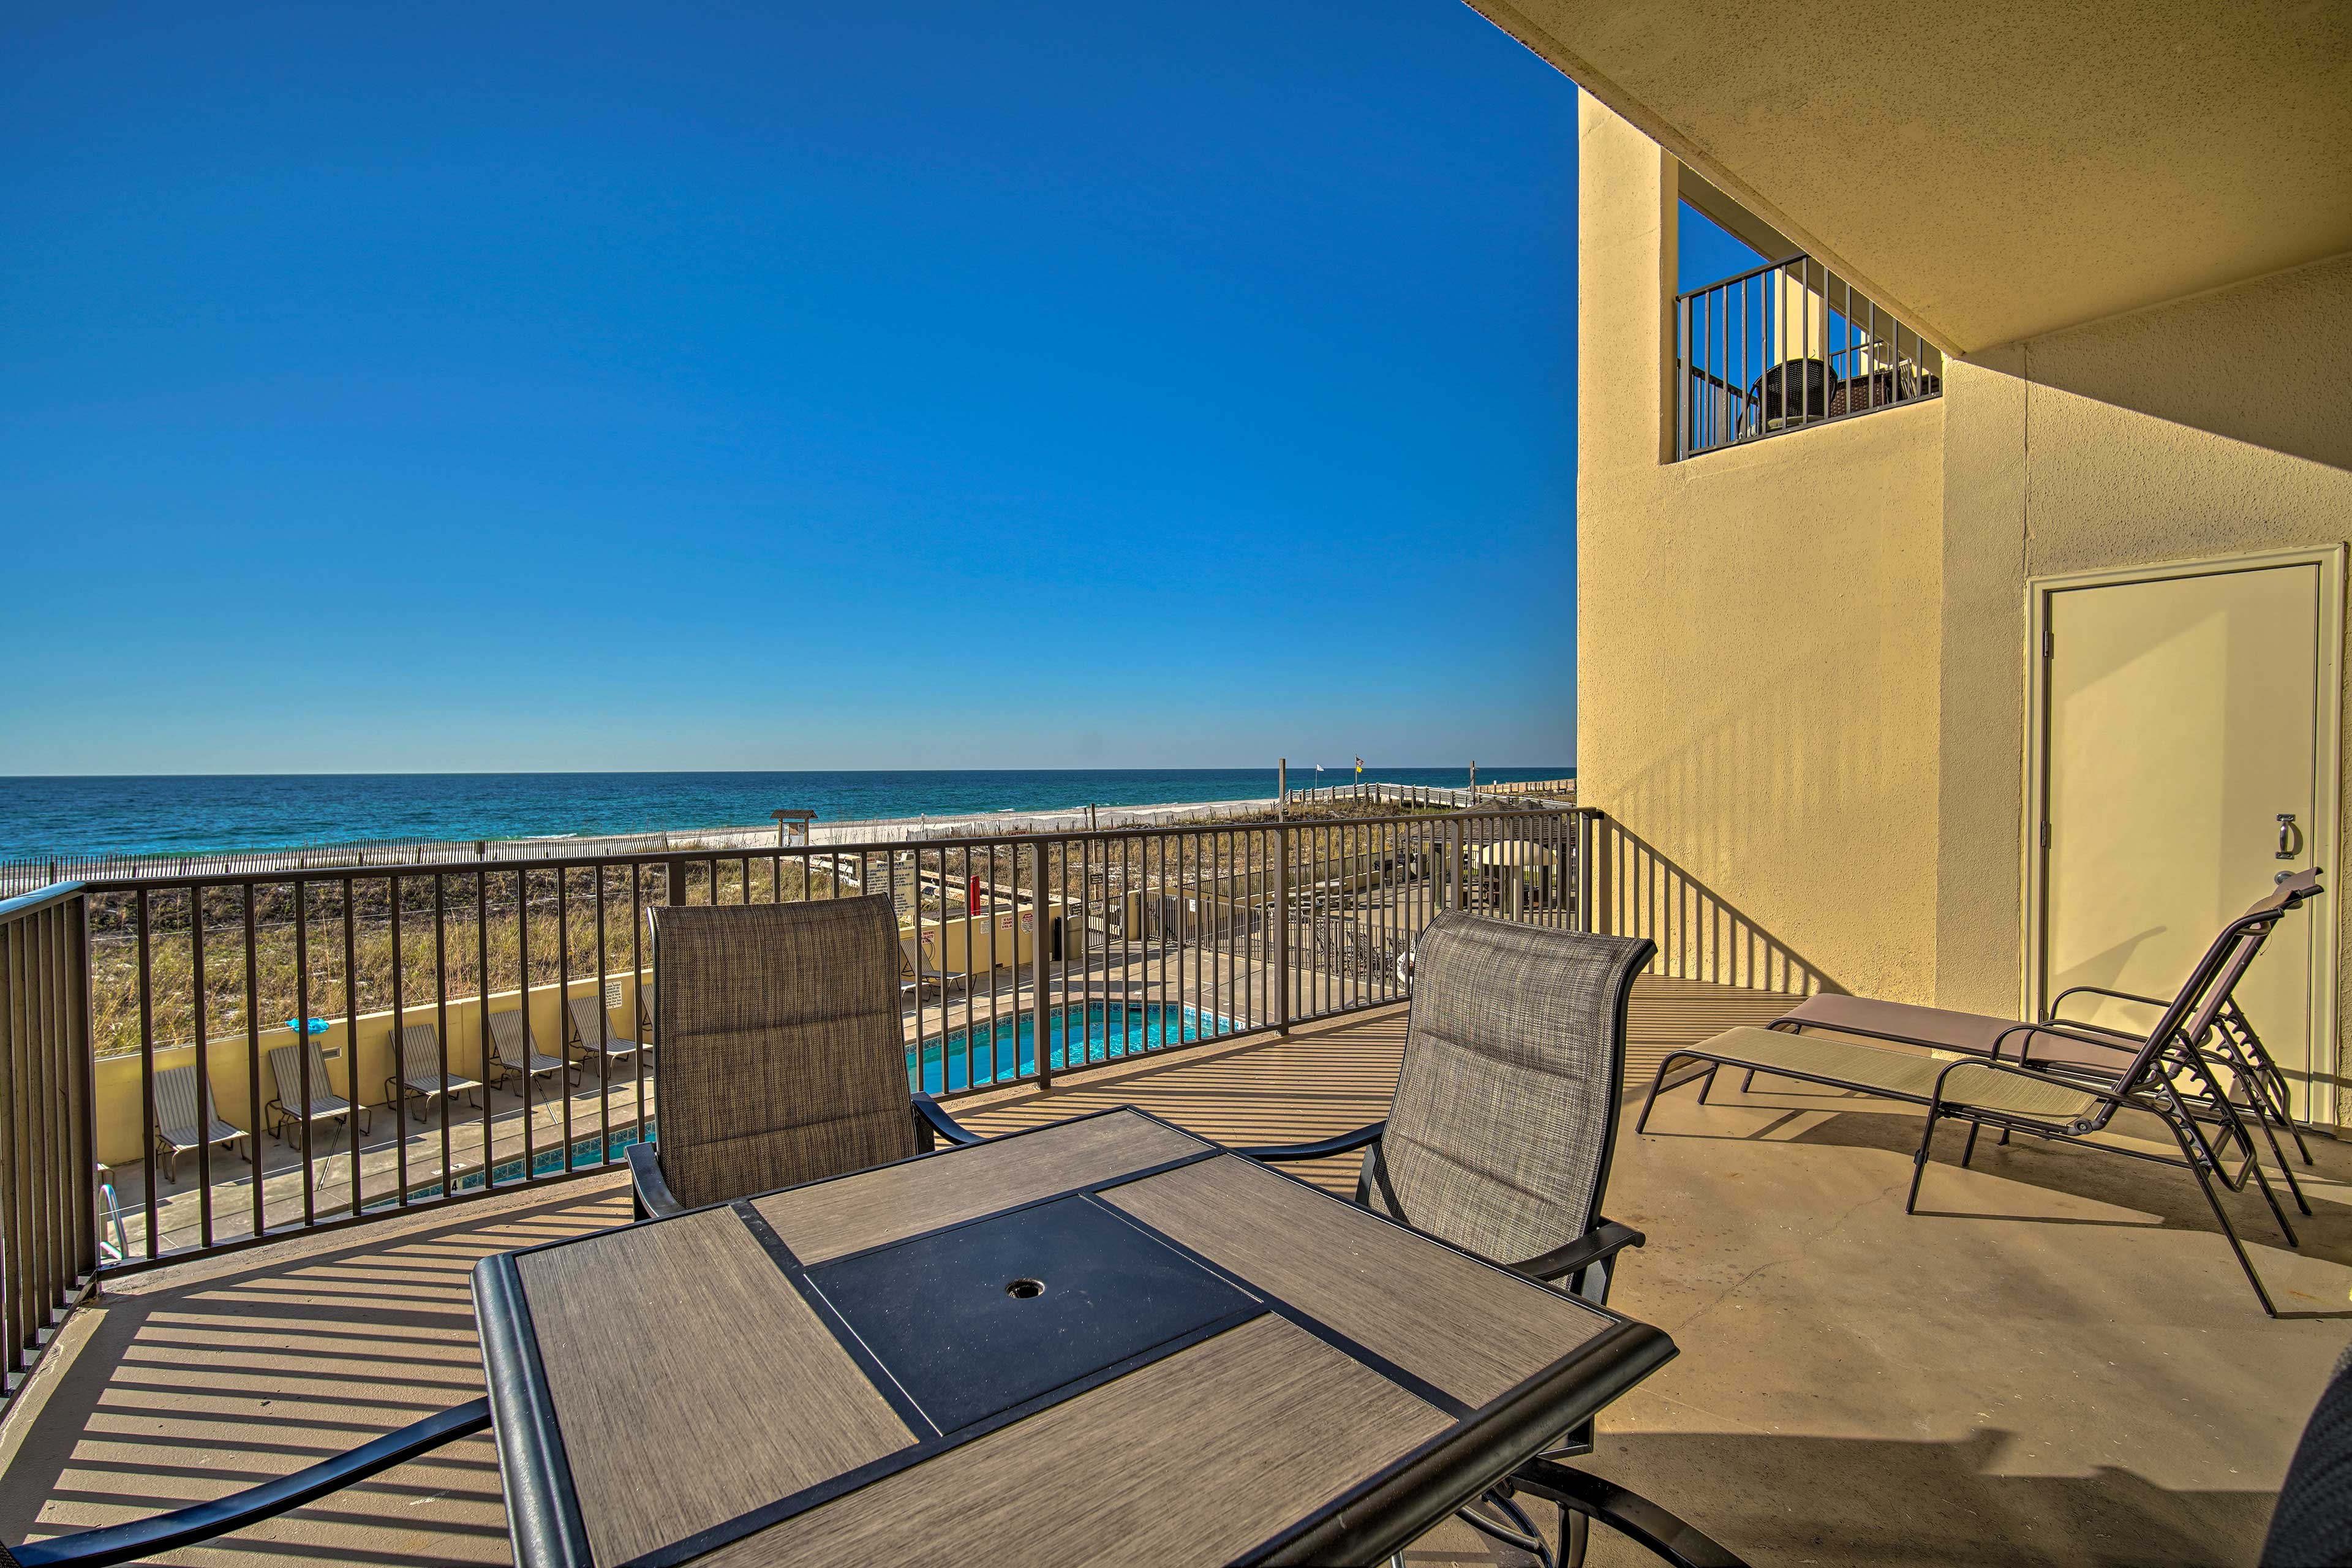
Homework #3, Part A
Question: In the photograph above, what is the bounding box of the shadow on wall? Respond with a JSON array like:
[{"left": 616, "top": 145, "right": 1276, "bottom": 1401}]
[
  {"left": 2001, "top": 252, "right": 2352, "bottom": 477},
  {"left": 1585, "top": 813, "right": 1838, "bottom": 995}
]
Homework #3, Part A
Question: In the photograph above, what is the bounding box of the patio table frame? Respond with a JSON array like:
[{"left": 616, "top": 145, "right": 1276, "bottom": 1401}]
[{"left": 472, "top": 1105, "right": 1678, "bottom": 1568}]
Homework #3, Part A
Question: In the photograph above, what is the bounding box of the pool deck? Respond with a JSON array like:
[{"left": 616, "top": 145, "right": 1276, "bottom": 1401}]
[{"left": 15, "top": 976, "right": 2352, "bottom": 1566}]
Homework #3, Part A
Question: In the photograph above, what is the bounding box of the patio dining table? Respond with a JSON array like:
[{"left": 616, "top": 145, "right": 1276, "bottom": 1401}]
[{"left": 472, "top": 1106, "right": 1677, "bottom": 1567}]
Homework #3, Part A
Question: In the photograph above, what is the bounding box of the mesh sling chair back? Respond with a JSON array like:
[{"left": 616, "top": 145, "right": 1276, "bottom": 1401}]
[
  {"left": 1238, "top": 914, "right": 1744, "bottom": 1568},
  {"left": 625, "top": 895, "right": 980, "bottom": 1219},
  {"left": 151, "top": 1064, "right": 246, "bottom": 1183},
  {"left": 1638, "top": 876, "right": 2324, "bottom": 1316}
]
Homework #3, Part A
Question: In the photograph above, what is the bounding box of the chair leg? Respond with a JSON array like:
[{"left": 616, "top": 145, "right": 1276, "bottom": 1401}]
[
  {"left": 1635, "top": 1054, "right": 1689, "bottom": 1134},
  {"left": 2165, "top": 1112, "right": 2279, "bottom": 1318},
  {"left": 1697, "top": 1065, "right": 1721, "bottom": 1106},
  {"left": 1510, "top": 1458, "right": 1749, "bottom": 1568},
  {"left": 1958, "top": 1122, "right": 1981, "bottom": 1169},
  {"left": 1905, "top": 1108, "right": 1942, "bottom": 1214},
  {"left": 1740, "top": 1069, "right": 1755, "bottom": 1093}
]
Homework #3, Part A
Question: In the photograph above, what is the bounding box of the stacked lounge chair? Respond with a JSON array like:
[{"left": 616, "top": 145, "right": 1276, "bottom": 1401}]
[{"left": 1638, "top": 870, "right": 2324, "bottom": 1315}]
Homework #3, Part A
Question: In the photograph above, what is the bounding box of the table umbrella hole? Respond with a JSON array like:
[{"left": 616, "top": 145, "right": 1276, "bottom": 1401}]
[{"left": 1006, "top": 1278, "right": 1046, "bottom": 1300}]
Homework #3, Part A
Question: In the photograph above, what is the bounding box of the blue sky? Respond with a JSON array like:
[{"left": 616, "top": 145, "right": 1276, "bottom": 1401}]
[{"left": 1, "top": 2, "right": 1657, "bottom": 775}]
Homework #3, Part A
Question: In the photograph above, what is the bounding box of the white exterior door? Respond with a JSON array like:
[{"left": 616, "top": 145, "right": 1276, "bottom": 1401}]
[{"left": 2038, "top": 559, "right": 2332, "bottom": 1120}]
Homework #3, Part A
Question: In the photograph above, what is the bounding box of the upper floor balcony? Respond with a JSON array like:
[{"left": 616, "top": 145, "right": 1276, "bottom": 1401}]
[{"left": 1675, "top": 250, "right": 1944, "bottom": 460}]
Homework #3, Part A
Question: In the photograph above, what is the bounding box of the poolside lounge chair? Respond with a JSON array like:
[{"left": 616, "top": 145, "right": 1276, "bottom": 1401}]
[
  {"left": 899, "top": 933, "right": 970, "bottom": 1000},
  {"left": 265, "top": 1040, "right": 366, "bottom": 1144},
  {"left": 1234, "top": 914, "right": 1736, "bottom": 1565},
  {"left": 383, "top": 1021, "right": 481, "bottom": 1123},
  {"left": 1637, "top": 883, "right": 2319, "bottom": 1316},
  {"left": 564, "top": 993, "right": 645, "bottom": 1074},
  {"left": 627, "top": 895, "right": 981, "bottom": 1219},
  {"left": 486, "top": 1009, "right": 571, "bottom": 1094},
  {"left": 152, "top": 1065, "right": 246, "bottom": 1183}
]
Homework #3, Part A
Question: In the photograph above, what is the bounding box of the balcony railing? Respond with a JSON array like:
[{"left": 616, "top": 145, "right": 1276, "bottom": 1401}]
[
  {"left": 0, "top": 805, "right": 1594, "bottom": 1312},
  {"left": 0, "top": 883, "right": 101, "bottom": 1401},
  {"left": 1675, "top": 252, "right": 1943, "bottom": 459}
]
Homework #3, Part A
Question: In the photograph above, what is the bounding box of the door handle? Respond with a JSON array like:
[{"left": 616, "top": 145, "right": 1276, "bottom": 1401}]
[{"left": 2277, "top": 813, "right": 2302, "bottom": 860}]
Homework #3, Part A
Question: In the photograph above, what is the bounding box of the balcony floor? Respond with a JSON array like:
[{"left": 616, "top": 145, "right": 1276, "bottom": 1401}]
[{"left": 6, "top": 977, "right": 2351, "bottom": 1565}]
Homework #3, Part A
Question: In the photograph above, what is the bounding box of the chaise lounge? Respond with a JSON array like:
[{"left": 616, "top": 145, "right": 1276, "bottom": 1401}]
[{"left": 1636, "top": 877, "right": 2323, "bottom": 1315}]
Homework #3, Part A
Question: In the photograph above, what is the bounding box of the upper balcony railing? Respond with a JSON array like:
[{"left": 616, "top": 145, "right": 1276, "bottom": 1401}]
[{"left": 1675, "top": 252, "right": 1943, "bottom": 459}]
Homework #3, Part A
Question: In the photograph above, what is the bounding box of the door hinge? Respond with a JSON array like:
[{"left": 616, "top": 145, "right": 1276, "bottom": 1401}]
[
  {"left": 2041, "top": 630, "right": 2054, "bottom": 658},
  {"left": 2040, "top": 822, "right": 2051, "bottom": 848}
]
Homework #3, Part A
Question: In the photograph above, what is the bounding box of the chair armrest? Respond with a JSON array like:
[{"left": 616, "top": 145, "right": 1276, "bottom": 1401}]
[
  {"left": 1234, "top": 1121, "right": 1385, "bottom": 1163},
  {"left": 9, "top": 1398, "right": 491, "bottom": 1566},
  {"left": 911, "top": 1093, "right": 985, "bottom": 1149},
  {"left": 625, "top": 1141, "right": 684, "bottom": 1220},
  {"left": 1988, "top": 1017, "right": 2146, "bottom": 1064},
  {"left": 1508, "top": 1218, "right": 1646, "bottom": 1284},
  {"left": 2047, "top": 984, "right": 2169, "bottom": 1024}
]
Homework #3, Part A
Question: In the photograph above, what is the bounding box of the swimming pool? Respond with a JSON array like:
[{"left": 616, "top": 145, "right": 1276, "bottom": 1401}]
[
  {"left": 909, "top": 1001, "right": 1221, "bottom": 1094},
  {"left": 379, "top": 1120, "right": 655, "bottom": 1207},
  {"left": 377, "top": 1001, "right": 1216, "bottom": 1204}
]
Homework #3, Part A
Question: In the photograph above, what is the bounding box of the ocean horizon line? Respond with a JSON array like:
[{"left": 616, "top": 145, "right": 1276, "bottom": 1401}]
[{"left": 0, "top": 766, "right": 1574, "bottom": 863}]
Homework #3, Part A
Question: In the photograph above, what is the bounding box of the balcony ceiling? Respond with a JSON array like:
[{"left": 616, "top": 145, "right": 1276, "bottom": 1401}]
[{"left": 1466, "top": 0, "right": 2352, "bottom": 352}]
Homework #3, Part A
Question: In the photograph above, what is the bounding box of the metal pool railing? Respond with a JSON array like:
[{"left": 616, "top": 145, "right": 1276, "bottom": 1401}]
[{"left": 18, "top": 806, "right": 1591, "bottom": 1284}]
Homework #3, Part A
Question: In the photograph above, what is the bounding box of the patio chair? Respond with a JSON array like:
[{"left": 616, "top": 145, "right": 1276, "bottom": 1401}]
[
  {"left": 151, "top": 1064, "right": 247, "bottom": 1183},
  {"left": 264, "top": 1040, "right": 366, "bottom": 1144},
  {"left": 1635, "top": 886, "right": 2317, "bottom": 1316},
  {"left": 626, "top": 895, "right": 981, "bottom": 1220},
  {"left": 1, "top": 1400, "right": 492, "bottom": 1566},
  {"left": 383, "top": 1021, "right": 481, "bottom": 1124},
  {"left": 1235, "top": 913, "right": 1742, "bottom": 1567},
  {"left": 486, "top": 1008, "right": 572, "bottom": 1095},
  {"left": 1765, "top": 870, "right": 2324, "bottom": 1185},
  {"left": 900, "top": 932, "right": 970, "bottom": 1000},
  {"left": 2263, "top": 1345, "right": 2352, "bottom": 1566},
  {"left": 564, "top": 992, "right": 645, "bottom": 1074}
]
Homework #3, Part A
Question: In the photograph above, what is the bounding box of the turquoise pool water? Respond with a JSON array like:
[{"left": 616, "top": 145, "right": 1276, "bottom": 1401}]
[
  {"left": 379, "top": 1002, "right": 1216, "bottom": 1204},
  {"left": 380, "top": 1120, "right": 655, "bottom": 1207},
  {"left": 909, "top": 1001, "right": 1218, "bottom": 1094}
]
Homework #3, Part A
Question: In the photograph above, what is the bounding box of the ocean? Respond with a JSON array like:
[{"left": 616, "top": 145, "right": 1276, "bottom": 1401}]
[{"left": 0, "top": 767, "right": 1570, "bottom": 862}]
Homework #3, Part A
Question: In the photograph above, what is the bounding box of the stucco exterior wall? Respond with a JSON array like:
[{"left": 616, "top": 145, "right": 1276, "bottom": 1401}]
[
  {"left": 1933, "top": 256, "right": 2352, "bottom": 1106},
  {"left": 1576, "top": 97, "right": 1947, "bottom": 1000}
]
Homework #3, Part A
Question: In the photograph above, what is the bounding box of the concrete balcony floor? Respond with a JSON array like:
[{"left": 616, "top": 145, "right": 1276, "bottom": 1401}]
[{"left": 6, "top": 976, "right": 2351, "bottom": 1566}]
